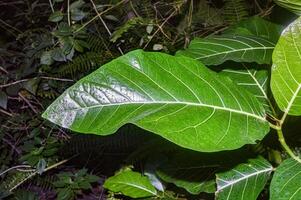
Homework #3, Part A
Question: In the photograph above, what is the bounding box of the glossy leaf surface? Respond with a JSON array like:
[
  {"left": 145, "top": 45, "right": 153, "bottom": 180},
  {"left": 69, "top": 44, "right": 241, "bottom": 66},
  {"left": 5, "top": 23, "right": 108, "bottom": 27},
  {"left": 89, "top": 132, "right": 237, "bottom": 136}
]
[
  {"left": 43, "top": 50, "right": 269, "bottom": 152},
  {"left": 271, "top": 17, "right": 301, "bottom": 115},
  {"left": 220, "top": 66, "right": 274, "bottom": 114},
  {"left": 216, "top": 156, "right": 273, "bottom": 200},
  {"left": 103, "top": 170, "right": 157, "bottom": 198},
  {"left": 176, "top": 35, "right": 275, "bottom": 65},
  {"left": 270, "top": 158, "right": 301, "bottom": 200}
]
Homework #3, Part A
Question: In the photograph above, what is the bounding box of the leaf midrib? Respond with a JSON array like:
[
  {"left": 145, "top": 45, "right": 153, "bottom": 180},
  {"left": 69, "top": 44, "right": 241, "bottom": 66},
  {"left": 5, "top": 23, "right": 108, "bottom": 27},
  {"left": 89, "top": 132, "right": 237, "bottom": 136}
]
[
  {"left": 217, "top": 167, "right": 273, "bottom": 191},
  {"left": 194, "top": 46, "right": 274, "bottom": 59},
  {"left": 113, "top": 181, "right": 157, "bottom": 195},
  {"left": 65, "top": 99, "right": 266, "bottom": 121}
]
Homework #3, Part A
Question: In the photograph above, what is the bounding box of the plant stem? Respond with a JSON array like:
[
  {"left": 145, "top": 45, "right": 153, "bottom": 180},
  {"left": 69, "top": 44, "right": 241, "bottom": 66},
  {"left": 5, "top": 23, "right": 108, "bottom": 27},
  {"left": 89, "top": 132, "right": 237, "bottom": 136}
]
[
  {"left": 277, "top": 129, "right": 301, "bottom": 163},
  {"left": 67, "top": 0, "right": 71, "bottom": 26}
]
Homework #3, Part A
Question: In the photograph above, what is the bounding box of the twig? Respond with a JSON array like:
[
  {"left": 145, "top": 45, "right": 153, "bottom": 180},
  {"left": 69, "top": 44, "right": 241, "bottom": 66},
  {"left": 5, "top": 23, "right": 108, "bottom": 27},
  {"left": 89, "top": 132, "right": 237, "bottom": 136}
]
[
  {"left": 0, "top": 165, "right": 32, "bottom": 177},
  {"left": 48, "top": 0, "right": 54, "bottom": 13},
  {"left": 67, "top": 0, "right": 71, "bottom": 26},
  {"left": 0, "top": 77, "right": 73, "bottom": 88},
  {"left": 89, "top": 0, "right": 124, "bottom": 54},
  {"left": 19, "top": 92, "right": 38, "bottom": 114},
  {"left": 40, "top": 76, "right": 74, "bottom": 82},
  {"left": 9, "top": 158, "right": 70, "bottom": 192},
  {"left": 143, "top": 9, "right": 177, "bottom": 49},
  {"left": 0, "top": 79, "right": 29, "bottom": 88},
  {"left": 74, "top": 0, "right": 127, "bottom": 33},
  {"left": 0, "top": 108, "right": 13, "bottom": 117}
]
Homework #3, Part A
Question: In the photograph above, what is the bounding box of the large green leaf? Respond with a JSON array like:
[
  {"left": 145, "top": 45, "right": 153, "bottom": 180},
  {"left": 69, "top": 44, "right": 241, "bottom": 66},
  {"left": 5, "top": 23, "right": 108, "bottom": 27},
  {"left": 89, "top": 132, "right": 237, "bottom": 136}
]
[
  {"left": 274, "top": 0, "right": 301, "bottom": 15},
  {"left": 43, "top": 50, "right": 269, "bottom": 152},
  {"left": 224, "top": 16, "right": 283, "bottom": 43},
  {"left": 176, "top": 35, "right": 275, "bottom": 65},
  {"left": 216, "top": 156, "right": 273, "bottom": 200},
  {"left": 220, "top": 66, "right": 274, "bottom": 114},
  {"left": 270, "top": 158, "right": 301, "bottom": 200},
  {"left": 271, "top": 17, "right": 301, "bottom": 116},
  {"left": 103, "top": 169, "right": 157, "bottom": 198}
]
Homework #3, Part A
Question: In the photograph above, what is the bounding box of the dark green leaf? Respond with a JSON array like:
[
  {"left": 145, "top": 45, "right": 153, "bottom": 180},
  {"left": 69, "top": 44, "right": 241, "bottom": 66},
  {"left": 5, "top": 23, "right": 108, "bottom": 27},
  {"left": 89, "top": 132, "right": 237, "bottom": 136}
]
[
  {"left": 176, "top": 35, "right": 275, "bottom": 65},
  {"left": 224, "top": 16, "right": 283, "bottom": 43},
  {"left": 216, "top": 156, "right": 272, "bottom": 200},
  {"left": 51, "top": 48, "right": 66, "bottom": 62},
  {"left": 40, "top": 50, "right": 54, "bottom": 65},
  {"left": 270, "top": 158, "right": 301, "bottom": 200},
  {"left": 43, "top": 50, "right": 269, "bottom": 152}
]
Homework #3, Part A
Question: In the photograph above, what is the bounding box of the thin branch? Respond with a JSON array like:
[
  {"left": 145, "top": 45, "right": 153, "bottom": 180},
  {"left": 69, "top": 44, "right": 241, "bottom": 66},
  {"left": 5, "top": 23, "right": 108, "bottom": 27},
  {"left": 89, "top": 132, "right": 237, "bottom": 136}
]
[
  {"left": 74, "top": 0, "right": 127, "bottom": 33},
  {"left": 0, "top": 165, "right": 32, "bottom": 177},
  {"left": 0, "top": 108, "right": 14, "bottom": 117},
  {"left": 143, "top": 9, "right": 177, "bottom": 49},
  {"left": 89, "top": 0, "right": 124, "bottom": 54},
  {"left": 19, "top": 92, "right": 38, "bottom": 114},
  {"left": 0, "top": 77, "right": 73, "bottom": 88},
  {"left": 67, "top": 0, "right": 71, "bottom": 26},
  {"left": 48, "top": 0, "right": 54, "bottom": 13}
]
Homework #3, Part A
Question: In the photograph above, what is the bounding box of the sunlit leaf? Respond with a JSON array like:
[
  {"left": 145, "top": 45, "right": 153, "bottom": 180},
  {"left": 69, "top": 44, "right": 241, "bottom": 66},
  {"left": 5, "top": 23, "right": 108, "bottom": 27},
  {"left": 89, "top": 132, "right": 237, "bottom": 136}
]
[
  {"left": 271, "top": 16, "right": 301, "bottom": 115},
  {"left": 43, "top": 50, "right": 269, "bottom": 152},
  {"left": 104, "top": 170, "right": 157, "bottom": 198}
]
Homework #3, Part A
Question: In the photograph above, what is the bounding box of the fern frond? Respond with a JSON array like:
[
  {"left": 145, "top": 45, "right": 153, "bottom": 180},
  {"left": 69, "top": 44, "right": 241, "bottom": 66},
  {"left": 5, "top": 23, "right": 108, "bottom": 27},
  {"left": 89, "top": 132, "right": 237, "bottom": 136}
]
[
  {"left": 57, "top": 52, "right": 110, "bottom": 77},
  {"left": 86, "top": 35, "right": 110, "bottom": 53},
  {"left": 0, "top": 171, "right": 35, "bottom": 193},
  {"left": 224, "top": 0, "right": 249, "bottom": 25}
]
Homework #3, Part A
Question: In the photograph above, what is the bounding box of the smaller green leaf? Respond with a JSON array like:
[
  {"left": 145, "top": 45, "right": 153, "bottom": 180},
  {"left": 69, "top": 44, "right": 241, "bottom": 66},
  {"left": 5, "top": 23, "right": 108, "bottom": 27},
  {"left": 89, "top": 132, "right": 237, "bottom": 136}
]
[
  {"left": 40, "top": 50, "right": 54, "bottom": 65},
  {"left": 48, "top": 11, "right": 64, "bottom": 22},
  {"left": 216, "top": 156, "right": 272, "bottom": 200},
  {"left": 70, "top": 0, "right": 84, "bottom": 10},
  {"left": 52, "top": 48, "right": 66, "bottom": 62},
  {"left": 270, "top": 158, "right": 301, "bottom": 200},
  {"left": 104, "top": 170, "right": 157, "bottom": 198},
  {"left": 71, "top": 9, "right": 86, "bottom": 21}
]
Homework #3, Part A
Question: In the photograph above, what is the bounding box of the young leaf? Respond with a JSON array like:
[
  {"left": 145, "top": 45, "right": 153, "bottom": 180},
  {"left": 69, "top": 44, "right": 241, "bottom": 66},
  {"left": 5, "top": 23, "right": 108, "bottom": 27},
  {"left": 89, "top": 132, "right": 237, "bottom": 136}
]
[
  {"left": 220, "top": 66, "right": 274, "bottom": 114},
  {"left": 270, "top": 158, "right": 301, "bottom": 200},
  {"left": 223, "top": 16, "right": 283, "bottom": 43},
  {"left": 48, "top": 11, "right": 64, "bottom": 22},
  {"left": 42, "top": 50, "right": 269, "bottom": 152},
  {"left": 216, "top": 156, "right": 273, "bottom": 200},
  {"left": 274, "top": 0, "right": 301, "bottom": 16},
  {"left": 103, "top": 170, "right": 157, "bottom": 198},
  {"left": 271, "top": 16, "right": 301, "bottom": 116},
  {"left": 176, "top": 35, "right": 275, "bottom": 65}
]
